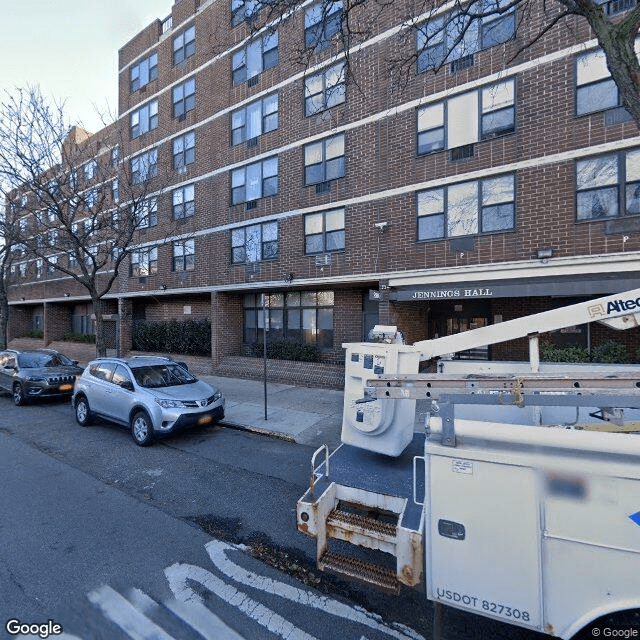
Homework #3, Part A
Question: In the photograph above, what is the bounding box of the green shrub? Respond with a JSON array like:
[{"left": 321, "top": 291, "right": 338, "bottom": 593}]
[
  {"left": 541, "top": 340, "right": 630, "bottom": 363},
  {"left": 540, "top": 344, "right": 589, "bottom": 362},
  {"left": 25, "top": 329, "right": 44, "bottom": 339},
  {"left": 250, "top": 338, "right": 319, "bottom": 362},
  {"left": 63, "top": 332, "right": 96, "bottom": 343},
  {"left": 591, "top": 339, "right": 630, "bottom": 364},
  {"left": 132, "top": 319, "right": 211, "bottom": 356}
]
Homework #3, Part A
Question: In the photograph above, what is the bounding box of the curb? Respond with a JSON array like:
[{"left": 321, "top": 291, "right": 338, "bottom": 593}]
[{"left": 218, "top": 419, "right": 297, "bottom": 443}]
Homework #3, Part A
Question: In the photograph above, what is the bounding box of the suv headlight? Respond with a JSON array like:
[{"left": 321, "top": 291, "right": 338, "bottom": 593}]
[
  {"left": 26, "top": 376, "right": 46, "bottom": 382},
  {"left": 213, "top": 391, "right": 222, "bottom": 402},
  {"left": 155, "top": 398, "right": 187, "bottom": 408}
]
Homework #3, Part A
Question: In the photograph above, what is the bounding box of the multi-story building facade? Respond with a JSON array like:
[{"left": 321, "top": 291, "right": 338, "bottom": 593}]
[{"left": 7, "top": 0, "right": 640, "bottom": 371}]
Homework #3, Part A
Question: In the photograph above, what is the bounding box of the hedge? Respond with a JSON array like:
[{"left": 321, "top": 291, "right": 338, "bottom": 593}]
[
  {"left": 132, "top": 319, "right": 211, "bottom": 356},
  {"left": 250, "top": 338, "right": 319, "bottom": 362},
  {"left": 540, "top": 340, "right": 631, "bottom": 363}
]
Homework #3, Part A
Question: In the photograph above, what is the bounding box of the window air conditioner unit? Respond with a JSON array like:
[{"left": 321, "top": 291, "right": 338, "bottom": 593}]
[{"left": 315, "top": 254, "right": 332, "bottom": 267}]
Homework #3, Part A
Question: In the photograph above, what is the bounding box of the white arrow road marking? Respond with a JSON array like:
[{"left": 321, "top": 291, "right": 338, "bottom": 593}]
[
  {"left": 206, "top": 540, "right": 426, "bottom": 640},
  {"left": 165, "top": 562, "right": 318, "bottom": 640},
  {"left": 87, "top": 585, "right": 177, "bottom": 640}
]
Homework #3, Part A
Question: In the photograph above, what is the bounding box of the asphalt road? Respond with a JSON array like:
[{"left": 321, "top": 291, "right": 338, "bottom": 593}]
[{"left": 0, "top": 394, "right": 548, "bottom": 640}]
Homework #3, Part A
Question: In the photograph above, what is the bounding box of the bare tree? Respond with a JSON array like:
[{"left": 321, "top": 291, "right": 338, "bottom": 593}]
[
  {"left": 231, "top": 0, "right": 640, "bottom": 127},
  {"left": 0, "top": 86, "right": 166, "bottom": 356}
]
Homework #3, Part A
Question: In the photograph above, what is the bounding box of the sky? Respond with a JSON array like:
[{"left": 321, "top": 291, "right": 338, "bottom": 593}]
[{"left": 0, "top": 0, "right": 169, "bottom": 133}]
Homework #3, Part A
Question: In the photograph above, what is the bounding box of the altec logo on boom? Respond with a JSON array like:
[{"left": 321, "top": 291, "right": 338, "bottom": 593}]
[{"left": 606, "top": 297, "right": 640, "bottom": 314}]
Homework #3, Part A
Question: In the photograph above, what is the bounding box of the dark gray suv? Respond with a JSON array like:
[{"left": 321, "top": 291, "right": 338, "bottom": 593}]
[
  {"left": 0, "top": 349, "right": 83, "bottom": 406},
  {"left": 72, "top": 356, "right": 225, "bottom": 446}
]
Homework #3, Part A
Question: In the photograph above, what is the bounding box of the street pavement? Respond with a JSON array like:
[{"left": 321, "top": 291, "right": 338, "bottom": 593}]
[{"left": 200, "top": 374, "right": 344, "bottom": 452}]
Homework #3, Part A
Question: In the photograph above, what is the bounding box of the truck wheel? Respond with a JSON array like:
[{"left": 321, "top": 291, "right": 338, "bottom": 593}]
[
  {"left": 13, "top": 383, "right": 26, "bottom": 406},
  {"left": 131, "top": 410, "right": 154, "bottom": 446},
  {"left": 75, "top": 395, "right": 92, "bottom": 426}
]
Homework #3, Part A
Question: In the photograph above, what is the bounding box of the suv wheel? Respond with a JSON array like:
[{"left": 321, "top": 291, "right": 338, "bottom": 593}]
[
  {"left": 131, "top": 410, "right": 154, "bottom": 446},
  {"left": 75, "top": 395, "right": 92, "bottom": 426},
  {"left": 13, "top": 383, "right": 26, "bottom": 406}
]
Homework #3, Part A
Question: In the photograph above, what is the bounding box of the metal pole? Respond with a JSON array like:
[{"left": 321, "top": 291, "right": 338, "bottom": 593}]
[{"left": 262, "top": 293, "right": 268, "bottom": 421}]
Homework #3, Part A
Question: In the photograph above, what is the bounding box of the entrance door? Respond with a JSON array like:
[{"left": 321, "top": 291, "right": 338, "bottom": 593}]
[{"left": 429, "top": 302, "right": 490, "bottom": 359}]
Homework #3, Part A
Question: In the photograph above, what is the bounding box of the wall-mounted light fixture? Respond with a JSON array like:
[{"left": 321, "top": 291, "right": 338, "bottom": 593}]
[
  {"left": 64, "top": 292, "right": 70, "bottom": 297},
  {"left": 160, "top": 284, "right": 167, "bottom": 290},
  {"left": 284, "top": 272, "right": 294, "bottom": 284},
  {"left": 536, "top": 247, "right": 553, "bottom": 260}
]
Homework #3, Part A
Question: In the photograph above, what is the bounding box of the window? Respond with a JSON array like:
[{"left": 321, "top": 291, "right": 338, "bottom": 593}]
[
  {"left": 304, "top": 62, "right": 345, "bottom": 116},
  {"left": 47, "top": 256, "right": 57, "bottom": 274},
  {"left": 110, "top": 147, "right": 120, "bottom": 167},
  {"left": 85, "top": 188, "right": 97, "bottom": 209},
  {"left": 172, "top": 184, "right": 195, "bottom": 219},
  {"left": 305, "top": 1, "right": 343, "bottom": 50},
  {"left": 576, "top": 50, "right": 621, "bottom": 116},
  {"left": 135, "top": 197, "right": 158, "bottom": 229},
  {"left": 131, "top": 246, "right": 158, "bottom": 276},
  {"left": 576, "top": 148, "right": 640, "bottom": 220},
  {"left": 231, "top": 157, "right": 278, "bottom": 204},
  {"left": 173, "top": 132, "right": 195, "bottom": 170},
  {"left": 48, "top": 229, "right": 58, "bottom": 247},
  {"left": 231, "top": 94, "right": 278, "bottom": 145},
  {"left": 304, "top": 134, "right": 345, "bottom": 185},
  {"left": 173, "top": 25, "right": 195, "bottom": 65},
  {"left": 112, "top": 179, "right": 119, "bottom": 203},
  {"left": 417, "top": 174, "right": 515, "bottom": 240},
  {"left": 19, "top": 217, "right": 27, "bottom": 233},
  {"left": 304, "top": 208, "right": 345, "bottom": 253},
  {"left": 131, "top": 149, "right": 158, "bottom": 184},
  {"left": 130, "top": 53, "right": 158, "bottom": 92},
  {"left": 173, "top": 78, "right": 196, "bottom": 119},
  {"left": 417, "top": 102, "right": 445, "bottom": 154},
  {"left": 481, "top": 80, "right": 515, "bottom": 138},
  {"left": 243, "top": 291, "right": 334, "bottom": 348},
  {"left": 232, "top": 32, "right": 279, "bottom": 85},
  {"left": 231, "top": 0, "right": 262, "bottom": 25},
  {"left": 417, "top": 79, "right": 515, "bottom": 155},
  {"left": 68, "top": 252, "right": 78, "bottom": 268},
  {"left": 173, "top": 239, "right": 195, "bottom": 271},
  {"left": 36, "top": 259, "right": 43, "bottom": 279},
  {"left": 231, "top": 221, "right": 278, "bottom": 263},
  {"left": 131, "top": 100, "right": 158, "bottom": 139},
  {"left": 417, "top": 1, "right": 514, "bottom": 73},
  {"left": 84, "top": 160, "right": 97, "bottom": 181},
  {"left": 597, "top": 0, "right": 637, "bottom": 16}
]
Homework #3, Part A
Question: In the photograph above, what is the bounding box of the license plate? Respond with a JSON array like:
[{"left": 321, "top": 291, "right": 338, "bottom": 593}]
[
  {"left": 197, "top": 415, "right": 212, "bottom": 425},
  {"left": 59, "top": 383, "right": 73, "bottom": 391}
]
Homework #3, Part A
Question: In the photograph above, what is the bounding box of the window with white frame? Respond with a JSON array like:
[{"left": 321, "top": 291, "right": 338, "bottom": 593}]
[
  {"left": 231, "top": 0, "right": 262, "bottom": 25},
  {"left": 131, "top": 100, "right": 158, "bottom": 139},
  {"left": 18, "top": 262, "right": 27, "bottom": 278},
  {"left": 304, "top": 1, "right": 343, "bottom": 50},
  {"left": 110, "top": 146, "right": 120, "bottom": 167},
  {"left": 85, "top": 188, "right": 97, "bottom": 209},
  {"left": 112, "top": 179, "right": 119, "bottom": 202},
  {"left": 172, "top": 184, "right": 195, "bottom": 219},
  {"left": 48, "top": 229, "right": 58, "bottom": 247},
  {"left": 173, "top": 239, "right": 195, "bottom": 271},
  {"left": 417, "top": 79, "right": 515, "bottom": 154},
  {"left": 47, "top": 256, "right": 57, "bottom": 274},
  {"left": 232, "top": 32, "right": 279, "bottom": 84},
  {"left": 173, "top": 78, "right": 196, "bottom": 119},
  {"left": 173, "top": 132, "right": 195, "bottom": 170},
  {"left": 231, "top": 220, "right": 278, "bottom": 263},
  {"left": 173, "top": 25, "right": 195, "bottom": 65},
  {"left": 304, "top": 62, "right": 345, "bottom": 116},
  {"left": 36, "top": 259, "right": 43, "bottom": 279},
  {"left": 19, "top": 217, "right": 27, "bottom": 233},
  {"left": 304, "top": 134, "right": 345, "bottom": 185},
  {"left": 231, "top": 94, "right": 278, "bottom": 145},
  {"left": 304, "top": 208, "right": 345, "bottom": 253},
  {"left": 131, "top": 149, "right": 158, "bottom": 184},
  {"left": 417, "top": 174, "right": 515, "bottom": 240},
  {"left": 68, "top": 252, "right": 78, "bottom": 268},
  {"left": 135, "top": 197, "right": 158, "bottom": 229},
  {"left": 576, "top": 148, "right": 640, "bottom": 220},
  {"left": 130, "top": 52, "right": 158, "bottom": 92},
  {"left": 417, "top": 0, "right": 515, "bottom": 73},
  {"left": 576, "top": 49, "right": 622, "bottom": 116},
  {"left": 231, "top": 157, "right": 278, "bottom": 204},
  {"left": 47, "top": 207, "right": 57, "bottom": 223},
  {"left": 131, "top": 246, "right": 158, "bottom": 276}
]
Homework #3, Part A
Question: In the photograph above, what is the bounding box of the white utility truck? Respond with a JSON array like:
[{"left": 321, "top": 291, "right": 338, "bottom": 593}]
[{"left": 296, "top": 289, "right": 640, "bottom": 638}]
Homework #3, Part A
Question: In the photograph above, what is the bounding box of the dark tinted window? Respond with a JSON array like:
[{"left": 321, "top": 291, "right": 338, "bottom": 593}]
[{"left": 89, "top": 362, "right": 117, "bottom": 382}]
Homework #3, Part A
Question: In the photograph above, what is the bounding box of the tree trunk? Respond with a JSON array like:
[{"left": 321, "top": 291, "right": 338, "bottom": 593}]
[
  {"left": 0, "top": 292, "right": 8, "bottom": 350},
  {"left": 92, "top": 297, "right": 106, "bottom": 358}
]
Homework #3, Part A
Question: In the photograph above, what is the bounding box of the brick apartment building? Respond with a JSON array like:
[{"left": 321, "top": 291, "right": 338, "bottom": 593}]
[{"left": 6, "top": 0, "right": 640, "bottom": 372}]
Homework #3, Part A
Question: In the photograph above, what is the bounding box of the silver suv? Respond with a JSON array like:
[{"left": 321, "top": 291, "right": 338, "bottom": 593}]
[{"left": 72, "top": 356, "right": 225, "bottom": 446}]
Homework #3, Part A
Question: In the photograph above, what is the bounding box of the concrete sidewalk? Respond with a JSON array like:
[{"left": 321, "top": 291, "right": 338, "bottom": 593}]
[{"left": 200, "top": 374, "right": 344, "bottom": 451}]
